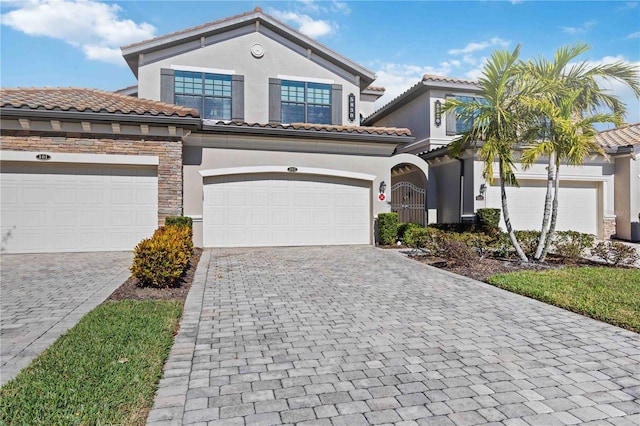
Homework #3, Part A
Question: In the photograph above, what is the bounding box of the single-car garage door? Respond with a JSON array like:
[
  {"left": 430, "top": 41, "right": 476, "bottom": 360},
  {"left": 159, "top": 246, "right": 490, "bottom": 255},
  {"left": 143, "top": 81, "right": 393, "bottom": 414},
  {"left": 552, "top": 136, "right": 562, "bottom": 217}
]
[
  {"left": 486, "top": 179, "right": 598, "bottom": 235},
  {"left": 203, "top": 173, "right": 371, "bottom": 247},
  {"left": 1, "top": 162, "right": 158, "bottom": 253}
]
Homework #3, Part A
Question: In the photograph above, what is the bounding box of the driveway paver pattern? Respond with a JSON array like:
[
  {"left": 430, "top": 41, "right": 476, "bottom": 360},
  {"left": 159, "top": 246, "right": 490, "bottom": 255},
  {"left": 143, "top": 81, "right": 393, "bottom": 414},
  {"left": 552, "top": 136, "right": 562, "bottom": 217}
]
[
  {"left": 0, "top": 251, "right": 133, "bottom": 385},
  {"left": 147, "top": 246, "right": 640, "bottom": 425}
]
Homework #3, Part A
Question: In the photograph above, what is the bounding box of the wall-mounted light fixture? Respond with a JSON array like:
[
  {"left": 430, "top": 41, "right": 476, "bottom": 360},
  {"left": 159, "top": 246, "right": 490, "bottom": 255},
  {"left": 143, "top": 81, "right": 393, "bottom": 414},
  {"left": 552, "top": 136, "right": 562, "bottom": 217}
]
[
  {"left": 379, "top": 181, "right": 387, "bottom": 194},
  {"left": 479, "top": 183, "right": 486, "bottom": 195},
  {"left": 434, "top": 100, "right": 442, "bottom": 127}
]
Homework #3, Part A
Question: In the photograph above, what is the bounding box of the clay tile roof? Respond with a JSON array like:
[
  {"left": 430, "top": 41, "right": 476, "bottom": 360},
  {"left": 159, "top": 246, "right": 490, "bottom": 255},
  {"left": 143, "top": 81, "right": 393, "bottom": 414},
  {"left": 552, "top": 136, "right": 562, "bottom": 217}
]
[
  {"left": 203, "top": 120, "right": 411, "bottom": 137},
  {"left": 422, "top": 74, "right": 478, "bottom": 85},
  {"left": 365, "top": 86, "right": 386, "bottom": 92},
  {"left": 596, "top": 123, "right": 640, "bottom": 149},
  {"left": 1, "top": 87, "right": 199, "bottom": 117}
]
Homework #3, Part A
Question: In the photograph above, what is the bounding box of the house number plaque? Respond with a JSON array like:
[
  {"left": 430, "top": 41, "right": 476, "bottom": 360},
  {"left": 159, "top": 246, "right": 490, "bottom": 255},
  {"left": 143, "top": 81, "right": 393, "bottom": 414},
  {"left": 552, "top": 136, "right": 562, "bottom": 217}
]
[
  {"left": 287, "top": 166, "right": 298, "bottom": 172},
  {"left": 36, "top": 154, "right": 51, "bottom": 161},
  {"left": 348, "top": 93, "right": 356, "bottom": 122}
]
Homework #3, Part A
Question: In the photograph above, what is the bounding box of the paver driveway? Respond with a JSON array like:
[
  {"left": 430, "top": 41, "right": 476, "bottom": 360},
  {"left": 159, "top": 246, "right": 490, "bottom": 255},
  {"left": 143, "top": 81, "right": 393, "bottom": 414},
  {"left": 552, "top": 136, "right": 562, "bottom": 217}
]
[
  {"left": 0, "top": 251, "right": 132, "bottom": 385},
  {"left": 148, "top": 246, "right": 640, "bottom": 426}
]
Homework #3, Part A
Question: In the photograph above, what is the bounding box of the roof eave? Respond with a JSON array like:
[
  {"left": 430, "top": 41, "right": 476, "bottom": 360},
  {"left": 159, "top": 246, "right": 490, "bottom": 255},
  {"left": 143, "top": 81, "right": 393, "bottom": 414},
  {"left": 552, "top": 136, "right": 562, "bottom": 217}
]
[
  {"left": 0, "top": 107, "right": 201, "bottom": 128},
  {"left": 201, "top": 122, "right": 413, "bottom": 144}
]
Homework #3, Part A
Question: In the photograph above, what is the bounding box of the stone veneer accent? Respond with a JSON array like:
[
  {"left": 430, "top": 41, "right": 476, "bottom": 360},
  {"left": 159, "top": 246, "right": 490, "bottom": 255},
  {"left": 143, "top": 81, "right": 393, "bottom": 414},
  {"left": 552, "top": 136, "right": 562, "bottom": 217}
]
[
  {"left": 1, "top": 132, "right": 183, "bottom": 225},
  {"left": 603, "top": 217, "right": 617, "bottom": 240}
]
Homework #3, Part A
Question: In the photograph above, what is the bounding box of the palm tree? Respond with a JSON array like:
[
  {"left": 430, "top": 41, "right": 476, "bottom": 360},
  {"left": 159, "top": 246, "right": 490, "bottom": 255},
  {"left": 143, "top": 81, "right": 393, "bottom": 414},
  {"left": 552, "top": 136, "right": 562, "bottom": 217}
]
[
  {"left": 444, "top": 44, "right": 534, "bottom": 262},
  {"left": 520, "top": 43, "right": 640, "bottom": 260}
]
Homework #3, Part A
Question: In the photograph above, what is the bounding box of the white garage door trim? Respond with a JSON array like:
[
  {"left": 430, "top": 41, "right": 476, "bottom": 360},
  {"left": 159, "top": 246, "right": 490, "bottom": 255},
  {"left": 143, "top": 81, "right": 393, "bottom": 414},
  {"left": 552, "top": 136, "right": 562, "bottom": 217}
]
[
  {"left": 202, "top": 170, "right": 373, "bottom": 248},
  {"left": 486, "top": 179, "right": 599, "bottom": 236},
  {"left": 200, "top": 166, "right": 376, "bottom": 182},
  {"left": 0, "top": 150, "right": 159, "bottom": 166},
  {"left": 1, "top": 160, "right": 158, "bottom": 254}
]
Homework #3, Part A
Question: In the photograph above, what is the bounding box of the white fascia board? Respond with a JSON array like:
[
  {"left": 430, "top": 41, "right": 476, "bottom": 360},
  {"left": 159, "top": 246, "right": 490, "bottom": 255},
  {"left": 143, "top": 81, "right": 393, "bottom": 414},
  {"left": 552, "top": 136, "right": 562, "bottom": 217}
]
[
  {"left": 199, "top": 166, "right": 376, "bottom": 182},
  {"left": 0, "top": 151, "right": 159, "bottom": 166},
  {"left": 170, "top": 64, "right": 236, "bottom": 75}
]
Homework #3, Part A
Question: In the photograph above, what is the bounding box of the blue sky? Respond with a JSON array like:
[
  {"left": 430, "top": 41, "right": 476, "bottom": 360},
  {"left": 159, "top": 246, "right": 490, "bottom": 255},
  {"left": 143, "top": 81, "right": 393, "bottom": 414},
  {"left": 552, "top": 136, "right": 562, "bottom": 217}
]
[{"left": 1, "top": 0, "right": 639, "bottom": 123}]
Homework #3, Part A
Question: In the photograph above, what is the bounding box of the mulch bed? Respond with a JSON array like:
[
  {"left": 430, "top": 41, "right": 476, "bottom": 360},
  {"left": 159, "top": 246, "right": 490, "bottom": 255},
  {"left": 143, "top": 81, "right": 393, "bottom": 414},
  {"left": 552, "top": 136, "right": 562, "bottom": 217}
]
[
  {"left": 406, "top": 251, "right": 607, "bottom": 282},
  {"left": 106, "top": 248, "right": 202, "bottom": 303}
]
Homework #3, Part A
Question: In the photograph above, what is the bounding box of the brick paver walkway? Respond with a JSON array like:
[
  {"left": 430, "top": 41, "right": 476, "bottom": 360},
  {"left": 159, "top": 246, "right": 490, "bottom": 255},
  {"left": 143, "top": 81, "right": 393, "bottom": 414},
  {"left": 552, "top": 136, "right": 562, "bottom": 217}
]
[
  {"left": 0, "top": 251, "right": 133, "bottom": 385},
  {"left": 147, "top": 246, "right": 640, "bottom": 425}
]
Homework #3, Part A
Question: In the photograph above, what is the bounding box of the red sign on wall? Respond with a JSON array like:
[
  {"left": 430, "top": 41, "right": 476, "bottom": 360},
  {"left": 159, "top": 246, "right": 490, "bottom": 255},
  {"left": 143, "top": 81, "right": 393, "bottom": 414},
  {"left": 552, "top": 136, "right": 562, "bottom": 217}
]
[{"left": 378, "top": 193, "right": 386, "bottom": 201}]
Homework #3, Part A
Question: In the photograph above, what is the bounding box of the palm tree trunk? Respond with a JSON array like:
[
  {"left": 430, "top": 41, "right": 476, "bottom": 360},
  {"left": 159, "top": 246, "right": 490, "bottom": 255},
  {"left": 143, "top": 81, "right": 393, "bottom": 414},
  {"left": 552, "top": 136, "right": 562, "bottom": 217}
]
[
  {"left": 534, "top": 154, "right": 555, "bottom": 260},
  {"left": 500, "top": 162, "right": 528, "bottom": 262},
  {"left": 540, "top": 160, "right": 561, "bottom": 261}
]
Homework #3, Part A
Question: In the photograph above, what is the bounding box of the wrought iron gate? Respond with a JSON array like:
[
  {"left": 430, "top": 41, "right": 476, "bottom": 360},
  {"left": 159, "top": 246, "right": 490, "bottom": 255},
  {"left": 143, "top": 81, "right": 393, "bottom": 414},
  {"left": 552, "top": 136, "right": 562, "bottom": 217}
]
[{"left": 391, "top": 181, "right": 426, "bottom": 225}]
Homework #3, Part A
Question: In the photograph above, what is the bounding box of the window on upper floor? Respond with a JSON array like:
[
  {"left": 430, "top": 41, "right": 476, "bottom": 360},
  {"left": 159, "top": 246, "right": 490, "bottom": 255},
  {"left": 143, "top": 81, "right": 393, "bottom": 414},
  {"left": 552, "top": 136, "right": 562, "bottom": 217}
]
[
  {"left": 446, "top": 95, "right": 485, "bottom": 136},
  {"left": 174, "top": 71, "right": 232, "bottom": 120},
  {"left": 161, "top": 68, "right": 244, "bottom": 121},
  {"left": 269, "top": 78, "right": 341, "bottom": 125},
  {"left": 281, "top": 80, "right": 332, "bottom": 124}
]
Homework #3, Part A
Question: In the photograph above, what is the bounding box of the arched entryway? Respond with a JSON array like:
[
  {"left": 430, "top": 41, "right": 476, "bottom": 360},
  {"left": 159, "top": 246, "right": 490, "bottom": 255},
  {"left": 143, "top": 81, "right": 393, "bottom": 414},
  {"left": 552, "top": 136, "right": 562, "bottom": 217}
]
[{"left": 387, "top": 154, "right": 430, "bottom": 226}]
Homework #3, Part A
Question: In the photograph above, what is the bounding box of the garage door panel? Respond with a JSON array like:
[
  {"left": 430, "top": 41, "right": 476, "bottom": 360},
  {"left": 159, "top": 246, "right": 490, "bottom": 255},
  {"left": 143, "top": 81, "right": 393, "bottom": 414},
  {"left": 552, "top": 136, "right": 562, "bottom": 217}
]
[
  {"left": 1, "top": 161, "right": 158, "bottom": 253},
  {"left": 203, "top": 173, "right": 371, "bottom": 247},
  {"left": 486, "top": 180, "right": 598, "bottom": 235}
]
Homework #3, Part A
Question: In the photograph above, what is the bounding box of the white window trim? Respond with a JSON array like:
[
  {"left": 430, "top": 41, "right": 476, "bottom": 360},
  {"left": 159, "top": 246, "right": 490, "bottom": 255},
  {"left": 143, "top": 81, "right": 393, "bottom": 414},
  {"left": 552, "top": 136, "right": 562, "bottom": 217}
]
[{"left": 170, "top": 64, "right": 236, "bottom": 75}]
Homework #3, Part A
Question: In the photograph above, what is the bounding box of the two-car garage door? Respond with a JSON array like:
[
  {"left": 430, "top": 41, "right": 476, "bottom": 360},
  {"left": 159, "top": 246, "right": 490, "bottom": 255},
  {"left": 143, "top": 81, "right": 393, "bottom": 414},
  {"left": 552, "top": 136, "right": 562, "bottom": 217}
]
[
  {"left": 203, "top": 173, "right": 371, "bottom": 247},
  {"left": 486, "top": 179, "right": 599, "bottom": 235},
  {"left": 1, "top": 161, "right": 158, "bottom": 254}
]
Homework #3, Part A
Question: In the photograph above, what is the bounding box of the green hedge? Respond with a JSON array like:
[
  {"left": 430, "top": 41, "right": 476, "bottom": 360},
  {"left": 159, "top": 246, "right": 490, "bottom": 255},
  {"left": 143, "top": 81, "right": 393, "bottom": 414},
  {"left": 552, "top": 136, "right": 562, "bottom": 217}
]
[
  {"left": 165, "top": 216, "right": 193, "bottom": 229},
  {"left": 130, "top": 225, "right": 194, "bottom": 288},
  {"left": 378, "top": 213, "right": 399, "bottom": 245}
]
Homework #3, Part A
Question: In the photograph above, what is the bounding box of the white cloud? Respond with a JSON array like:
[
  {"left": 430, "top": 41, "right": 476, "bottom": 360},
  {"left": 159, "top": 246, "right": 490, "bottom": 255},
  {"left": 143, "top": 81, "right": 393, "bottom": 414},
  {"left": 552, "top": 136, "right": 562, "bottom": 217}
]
[
  {"left": 331, "top": 1, "right": 351, "bottom": 15},
  {"left": 1, "top": 0, "right": 156, "bottom": 65},
  {"left": 626, "top": 32, "right": 640, "bottom": 39},
  {"left": 617, "top": 1, "right": 638, "bottom": 10},
  {"left": 371, "top": 62, "right": 454, "bottom": 108},
  {"left": 560, "top": 21, "right": 596, "bottom": 35},
  {"left": 447, "top": 37, "right": 509, "bottom": 55},
  {"left": 268, "top": 9, "right": 336, "bottom": 38}
]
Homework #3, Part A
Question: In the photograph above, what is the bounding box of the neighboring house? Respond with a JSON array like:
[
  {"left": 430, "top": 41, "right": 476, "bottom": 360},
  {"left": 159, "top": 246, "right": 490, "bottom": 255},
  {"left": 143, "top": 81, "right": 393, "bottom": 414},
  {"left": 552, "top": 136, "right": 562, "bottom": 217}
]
[
  {"left": 0, "top": 8, "right": 427, "bottom": 253},
  {"left": 597, "top": 124, "right": 640, "bottom": 242},
  {"left": 364, "top": 74, "right": 638, "bottom": 241}
]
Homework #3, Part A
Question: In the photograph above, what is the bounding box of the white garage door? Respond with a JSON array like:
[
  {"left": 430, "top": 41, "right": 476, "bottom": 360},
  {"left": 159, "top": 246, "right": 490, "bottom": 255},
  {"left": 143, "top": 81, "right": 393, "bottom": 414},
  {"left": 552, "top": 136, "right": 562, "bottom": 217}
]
[
  {"left": 486, "top": 179, "right": 598, "bottom": 235},
  {"left": 1, "top": 162, "right": 158, "bottom": 253},
  {"left": 203, "top": 173, "right": 371, "bottom": 247}
]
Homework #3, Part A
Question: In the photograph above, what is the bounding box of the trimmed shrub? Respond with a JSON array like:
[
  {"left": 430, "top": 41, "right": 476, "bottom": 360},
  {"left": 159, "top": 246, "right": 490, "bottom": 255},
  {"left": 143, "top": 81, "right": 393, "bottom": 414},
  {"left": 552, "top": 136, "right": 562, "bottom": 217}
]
[
  {"left": 591, "top": 241, "right": 640, "bottom": 266},
  {"left": 429, "top": 222, "right": 479, "bottom": 233},
  {"left": 131, "top": 225, "right": 193, "bottom": 288},
  {"left": 553, "top": 231, "right": 595, "bottom": 259},
  {"left": 377, "top": 213, "right": 399, "bottom": 245},
  {"left": 165, "top": 216, "right": 193, "bottom": 229},
  {"left": 450, "top": 232, "right": 493, "bottom": 258},
  {"left": 398, "top": 222, "right": 422, "bottom": 244},
  {"left": 514, "top": 230, "right": 541, "bottom": 258},
  {"left": 440, "top": 239, "right": 477, "bottom": 267},
  {"left": 476, "top": 208, "right": 501, "bottom": 236},
  {"left": 404, "top": 227, "right": 445, "bottom": 254}
]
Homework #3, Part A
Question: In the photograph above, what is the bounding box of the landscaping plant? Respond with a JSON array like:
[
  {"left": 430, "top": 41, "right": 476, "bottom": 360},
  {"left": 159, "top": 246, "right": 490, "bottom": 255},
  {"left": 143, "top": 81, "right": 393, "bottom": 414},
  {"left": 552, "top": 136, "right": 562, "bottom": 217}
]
[
  {"left": 552, "top": 231, "right": 595, "bottom": 259},
  {"left": 591, "top": 241, "right": 640, "bottom": 266},
  {"left": 131, "top": 225, "right": 193, "bottom": 288},
  {"left": 377, "top": 212, "right": 399, "bottom": 245}
]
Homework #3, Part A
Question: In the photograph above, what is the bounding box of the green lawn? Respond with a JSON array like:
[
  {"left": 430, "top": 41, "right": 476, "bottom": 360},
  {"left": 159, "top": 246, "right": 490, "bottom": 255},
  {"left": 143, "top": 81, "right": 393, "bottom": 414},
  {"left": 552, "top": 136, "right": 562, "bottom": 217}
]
[
  {"left": 0, "top": 300, "right": 182, "bottom": 426},
  {"left": 487, "top": 267, "right": 640, "bottom": 332}
]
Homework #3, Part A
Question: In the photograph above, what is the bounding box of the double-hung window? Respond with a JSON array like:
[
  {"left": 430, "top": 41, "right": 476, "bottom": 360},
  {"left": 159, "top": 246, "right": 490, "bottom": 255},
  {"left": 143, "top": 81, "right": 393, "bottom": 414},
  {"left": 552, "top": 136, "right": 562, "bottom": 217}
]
[
  {"left": 446, "top": 95, "right": 484, "bottom": 135},
  {"left": 281, "top": 80, "right": 332, "bottom": 124},
  {"left": 174, "top": 71, "right": 232, "bottom": 120}
]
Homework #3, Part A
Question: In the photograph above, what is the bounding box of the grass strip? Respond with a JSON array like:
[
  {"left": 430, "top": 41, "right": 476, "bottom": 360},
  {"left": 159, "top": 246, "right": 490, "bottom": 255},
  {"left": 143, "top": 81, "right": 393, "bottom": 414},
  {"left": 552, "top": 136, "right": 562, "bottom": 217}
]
[
  {"left": 0, "top": 300, "right": 182, "bottom": 425},
  {"left": 487, "top": 267, "right": 640, "bottom": 332}
]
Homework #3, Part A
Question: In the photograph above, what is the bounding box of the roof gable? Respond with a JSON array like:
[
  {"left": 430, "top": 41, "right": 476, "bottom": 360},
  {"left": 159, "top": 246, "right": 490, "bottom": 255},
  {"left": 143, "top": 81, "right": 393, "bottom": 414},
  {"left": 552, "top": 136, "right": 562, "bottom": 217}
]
[
  {"left": 121, "top": 8, "right": 376, "bottom": 90},
  {"left": 596, "top": 123, "right": 640, "bottom": 151}
]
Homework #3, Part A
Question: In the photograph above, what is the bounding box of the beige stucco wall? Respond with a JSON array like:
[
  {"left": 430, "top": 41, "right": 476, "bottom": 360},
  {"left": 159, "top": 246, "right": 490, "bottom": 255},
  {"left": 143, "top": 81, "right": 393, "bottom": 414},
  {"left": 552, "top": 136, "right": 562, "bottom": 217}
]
[
  {"left": 615, "top": 155, "right": 640, "bottom": 241},
  {"left": 137, "top": 26, "right": 361, "bottom": 126},
  {"left": 182, "top": 134, "right": 427, "bottom": 246}
]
